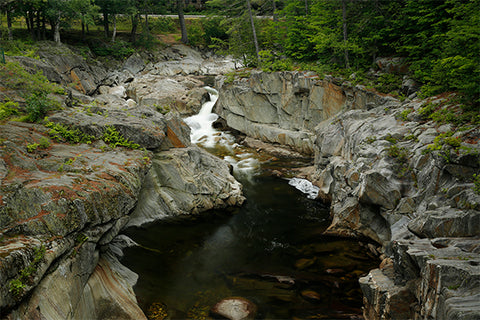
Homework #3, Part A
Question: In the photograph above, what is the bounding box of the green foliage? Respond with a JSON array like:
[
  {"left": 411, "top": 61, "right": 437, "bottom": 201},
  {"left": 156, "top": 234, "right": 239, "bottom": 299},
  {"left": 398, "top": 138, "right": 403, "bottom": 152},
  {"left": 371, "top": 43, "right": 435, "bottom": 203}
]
[
  {"left": 375, "top": 73, "right": 402, "bottom": 94},
  {"left": 418, "top": 103, "right": 439, "bottom": 120},
  {"left": 425, "top": 131, "right": 462, "bottom": 162},
  {"left": 0, "top": 61, "right": 64, "bottom": 96},
  {"left": 9, "top": 245, "right": 46, "bottom": 297},
  {"left": 364, "top": 136, "right": 377, "bottom": 144},
  {"left": 134, "top": 32, "right": 160, "bottom": 50},
  {"left": 89, "top": 40, "right": 135, "bottom": 59},
  {"left": 150, "top": 17, "right": 177, "bottom": 33},
  {"left": 45, "top": 121, "right": 95, "bottom": 144},
  {"left": 473, "top": 174, "right": 480, "bottom": 195},
  {"left": 400, "top": 109, "right": 413, "bottom": 121},
  {"left": 387, "top": 144, "right": 407, "bottom": 160},
  {"left": 102, "top": 126, "right": 140, "bottom": 149},
  {"left": 9, "top": 279, "right": 26, "bottom": 297},
  {"left": 1, "top": 40, "right": 38, "bottom": 58},
  {"left": 0, "top": 101, "right": 19, "bottom": 120},
  {"left": 155, "top": 104, "right": 171, "bottom": 115},
  {"left": 25, "top": 93, "right": 54, "bottom": 123},
  {"left": 385, "top": 134, "right": 398, "bottom": 144},
  {"left": 26, "top": 143, "right": 40, "bottom": 153},
  {"left": 259, "top": 50, "right": 294, "bottom": 72},
  {"left": 186, "top": 20, "right": 205, "bottom": 47}
]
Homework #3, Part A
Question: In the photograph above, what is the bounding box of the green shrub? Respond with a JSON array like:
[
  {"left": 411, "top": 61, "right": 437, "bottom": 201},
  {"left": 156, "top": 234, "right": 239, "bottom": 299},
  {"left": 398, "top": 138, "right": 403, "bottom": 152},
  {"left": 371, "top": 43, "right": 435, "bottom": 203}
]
[
  {"left": 25, "top": 93, "right": 52, "bottom": 122},
  {"left": 186, "top": 20, "right": 205, "bottom": 47},
  {"left": 0, "top": 101, "right": 19, "bottom": 120},
  {"left": 89, "top": 40, "right": 135, "bottom": 59},
  {"left": 45, "top": 121, "right": 95, "bottom": 144},
  {"left": 399, "top": 109, "right": 412, "bottom": 121},
  {"left": 375, "top": 73, "right": 402, "bottom": 94},
  {"left": 26, "top": 143, "right": 39, "bottom": 153},
  {"left": 102, "top": 126, "right": 140, "bottom": 149},
  {"left": 9, "top": 245, "right": 45, "bottom": 297},
  {"left": 473, "top": 174, "right": 480, "bottom": 195},
  {"left": 0, "top": 61, "right": 64, "bottom": 96},
  {"left": 259, "top": 50, "right": 294, "bottom": 72}
]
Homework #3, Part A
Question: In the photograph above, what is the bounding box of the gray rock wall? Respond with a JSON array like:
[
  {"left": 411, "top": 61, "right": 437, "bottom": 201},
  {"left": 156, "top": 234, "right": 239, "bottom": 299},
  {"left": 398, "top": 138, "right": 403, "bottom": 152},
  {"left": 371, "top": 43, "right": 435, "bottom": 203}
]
[
  {"left": 215, "top": 71, "right": 394, "bottom": 154},
  {"left": 216, "top": 70, "right": 480, "bottom": 320}
]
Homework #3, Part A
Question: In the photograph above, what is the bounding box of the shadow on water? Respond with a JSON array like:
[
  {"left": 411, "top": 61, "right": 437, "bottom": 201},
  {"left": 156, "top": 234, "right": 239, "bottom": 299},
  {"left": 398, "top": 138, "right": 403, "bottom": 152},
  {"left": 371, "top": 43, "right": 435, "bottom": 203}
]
[{"left": 122, "top": 174, "right": 378, "bottom": 319}]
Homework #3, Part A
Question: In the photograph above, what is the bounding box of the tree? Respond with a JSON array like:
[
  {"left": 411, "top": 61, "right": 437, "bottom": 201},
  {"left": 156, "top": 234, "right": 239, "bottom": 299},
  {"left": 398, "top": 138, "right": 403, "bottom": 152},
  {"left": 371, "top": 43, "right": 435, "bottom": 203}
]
[
  {"left": 177, "top": 0, "right": 188, "bottom": 44},
  {"left": 341, "top": 0, "right": 349, "bottom": 68},
  {"left": 0, "top": 0, "right": 15, "bottom": 40},
  {"left": 71, "top": 0, "right": 99, "bottom": 40},
  {"left": 246, "top": 0, "right": 260, "bottom": 63}
]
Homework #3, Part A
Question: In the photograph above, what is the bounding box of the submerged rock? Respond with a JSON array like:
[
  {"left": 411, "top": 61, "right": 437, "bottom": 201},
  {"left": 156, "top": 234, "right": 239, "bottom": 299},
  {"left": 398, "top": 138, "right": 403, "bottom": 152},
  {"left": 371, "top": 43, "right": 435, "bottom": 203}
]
[{"left": 211, "top": 297, "right": 257, "bottom": 320}]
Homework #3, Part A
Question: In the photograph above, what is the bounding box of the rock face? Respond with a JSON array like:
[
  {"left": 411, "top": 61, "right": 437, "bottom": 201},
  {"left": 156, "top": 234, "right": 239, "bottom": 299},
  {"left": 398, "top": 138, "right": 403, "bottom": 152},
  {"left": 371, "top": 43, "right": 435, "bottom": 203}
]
[
  {"left": 215, "top": 71, "right": 480, "bottom": 319},
  {"left": 0, "top": 122, "right": 150, "bottom": 317},
  {"left": 1, "top": 45, "right": 244, "bottom": 319},
  {"left": 13, "top": 43, "right": 108, "bottom": 95},
  {"left": 127, "top": 146, "right": 245, "bottom": 227},
  {"left": 215, "top": 71, "right": 396, "bottom": 155},
  {"left": 310, "top": 95, "right": 479, "bottom": 319}
]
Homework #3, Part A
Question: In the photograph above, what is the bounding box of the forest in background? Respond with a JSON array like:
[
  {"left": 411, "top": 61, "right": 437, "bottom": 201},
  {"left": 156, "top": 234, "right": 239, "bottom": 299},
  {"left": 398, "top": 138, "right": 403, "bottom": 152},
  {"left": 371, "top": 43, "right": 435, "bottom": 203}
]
[{"left": 0, "top": 0, "right": 479, "bottom": 108}]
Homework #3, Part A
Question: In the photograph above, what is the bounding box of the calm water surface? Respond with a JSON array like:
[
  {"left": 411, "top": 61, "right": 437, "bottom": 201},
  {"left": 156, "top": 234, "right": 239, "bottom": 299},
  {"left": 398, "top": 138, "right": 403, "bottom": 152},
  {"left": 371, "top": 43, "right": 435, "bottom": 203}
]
[{"left": 122, "top": 171, "right": 378, "bottom": 319}]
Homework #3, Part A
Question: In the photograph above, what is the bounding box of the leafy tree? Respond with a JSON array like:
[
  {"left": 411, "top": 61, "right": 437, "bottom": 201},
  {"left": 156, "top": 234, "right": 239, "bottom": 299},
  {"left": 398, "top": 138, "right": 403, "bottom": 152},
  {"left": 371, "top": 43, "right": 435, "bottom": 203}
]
[{"left": 47, "top": 0, "right": 77, "bottom": 44}]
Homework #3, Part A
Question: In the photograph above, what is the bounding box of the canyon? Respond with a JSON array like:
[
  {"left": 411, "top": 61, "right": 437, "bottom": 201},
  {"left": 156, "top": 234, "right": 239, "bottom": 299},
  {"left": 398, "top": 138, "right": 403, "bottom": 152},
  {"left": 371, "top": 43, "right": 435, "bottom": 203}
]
[{"left": 0, "top": 43, "right": 478, "bottom": 319}]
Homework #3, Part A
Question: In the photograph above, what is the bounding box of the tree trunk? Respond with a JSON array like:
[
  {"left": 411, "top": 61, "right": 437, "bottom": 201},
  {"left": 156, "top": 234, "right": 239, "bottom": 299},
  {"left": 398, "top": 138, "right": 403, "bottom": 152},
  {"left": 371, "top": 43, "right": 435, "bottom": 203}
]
[
  {"left": 112, "top": 14, "right": 117, "bottom": 42},
  {"left": 80, "top": 13, "right": 85, "bottom": 40},
  {"left": 144, "top": 13, "right": 150, "bottom": 35},
  {"left": 246, "top": 0, "right": 260, "bottom": 64},
  {"left": 342, "top": 0, "right": 350, "bottom": 68},
  {"left": 103, "top": 12, "right": 109, "bottom": 38},
  {"left": 304, "top": 0, "right": 308, "bottom": 15},
  {"left": 130, "top": 13, "right": 139, "bottom": 42},
  {"left": 272, "top": 0, "right": 277, "bottom": 22},
  {"left": 36, "top": 9, "right": 41, "bottom": 40},
  {"left": 6, "top": 5, "right": 13, "bottom": 40},
  {"left": 41, "top": 14, "right": 46, "bottom": 39},
  {"left": 29, "top": 11, "right": 35, "bottom": 40},
  {"left": 54, "top": 15, "right": 61, "bottom": 44},
  {"left": 177, "top": 0, "right": 188, "bottom": 44}
]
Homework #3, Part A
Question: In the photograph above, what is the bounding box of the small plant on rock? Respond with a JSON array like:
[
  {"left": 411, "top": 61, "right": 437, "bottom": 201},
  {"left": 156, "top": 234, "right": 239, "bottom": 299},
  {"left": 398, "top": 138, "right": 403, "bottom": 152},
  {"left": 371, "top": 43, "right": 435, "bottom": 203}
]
[
  {"left": 102, "top": 126, "right": 140, "bottom": 149},
  {"left": 473, "top": 174, "right": 480, "bottom": 195}
]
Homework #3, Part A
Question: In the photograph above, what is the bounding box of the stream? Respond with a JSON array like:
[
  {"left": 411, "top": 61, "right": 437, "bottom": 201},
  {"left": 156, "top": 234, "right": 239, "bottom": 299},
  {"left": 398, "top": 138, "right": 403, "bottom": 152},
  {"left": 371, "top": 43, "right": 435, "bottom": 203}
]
[{"left": 121, "top": 88, "right": 378, "bottom": 319}]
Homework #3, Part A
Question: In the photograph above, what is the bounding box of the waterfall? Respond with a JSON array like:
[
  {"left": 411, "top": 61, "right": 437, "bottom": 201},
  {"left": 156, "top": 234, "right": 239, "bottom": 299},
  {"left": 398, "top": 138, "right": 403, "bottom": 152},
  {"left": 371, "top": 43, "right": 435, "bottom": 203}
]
[{"left": 184, "top": 87, "right": 259, "bottom": 177}]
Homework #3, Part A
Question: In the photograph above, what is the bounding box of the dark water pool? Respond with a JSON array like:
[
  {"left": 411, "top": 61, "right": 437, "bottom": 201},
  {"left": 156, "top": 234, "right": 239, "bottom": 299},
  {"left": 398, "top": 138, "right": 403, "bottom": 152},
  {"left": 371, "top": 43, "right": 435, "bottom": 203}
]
[{"left": 122, "top": 174, "right": 378, "bottom": 319}]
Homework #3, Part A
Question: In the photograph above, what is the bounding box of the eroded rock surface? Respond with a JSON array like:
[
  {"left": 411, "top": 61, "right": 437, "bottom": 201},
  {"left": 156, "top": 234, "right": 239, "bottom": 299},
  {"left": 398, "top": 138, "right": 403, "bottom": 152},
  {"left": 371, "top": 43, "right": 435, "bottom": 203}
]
[
  {"left": 215, "top": 70, "right": 480, "bottom": 320},
  {"left": 127, "top": 146, "right": 245, "bottom": 227},
  {"left": 1, "top": 44, "right": 244, "bottom": 319},
  {"left": 215, "top": 71, "right": 397, "bottom": 154},
  {"left": 0, "top": 122, "right": 150, "bottom": 316}
]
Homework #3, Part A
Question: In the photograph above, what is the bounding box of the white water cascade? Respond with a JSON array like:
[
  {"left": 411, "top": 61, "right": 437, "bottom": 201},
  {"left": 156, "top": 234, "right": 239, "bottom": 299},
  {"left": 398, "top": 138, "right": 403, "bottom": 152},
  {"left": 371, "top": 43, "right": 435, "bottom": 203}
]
[{"left": 184, "top": 87, "right": 259, "bottom": 177}]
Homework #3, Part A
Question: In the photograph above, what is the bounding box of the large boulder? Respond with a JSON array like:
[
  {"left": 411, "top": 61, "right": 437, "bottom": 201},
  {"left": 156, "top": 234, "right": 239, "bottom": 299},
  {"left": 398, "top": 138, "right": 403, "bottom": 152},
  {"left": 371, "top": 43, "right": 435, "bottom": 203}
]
[
  {"left": 125, "top": 74, "right": 209, "bottom": 116},
  {"left": 127, "top": 146, "right": 245, "bottom": 227},
  {"left": 47, "top": 105, "right": 191, "bottom": 151},
  {"left": 150, "top": 44, "right": 238, "bottom": 76}
]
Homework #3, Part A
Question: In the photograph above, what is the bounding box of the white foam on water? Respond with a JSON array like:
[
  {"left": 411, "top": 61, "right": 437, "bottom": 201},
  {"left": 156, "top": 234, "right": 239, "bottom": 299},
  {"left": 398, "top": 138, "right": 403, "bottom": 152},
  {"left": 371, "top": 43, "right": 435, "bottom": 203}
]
[
  {"left": 184, "top": 87, "right": 259, "bottom": 177},
  {"left": 288, "top": 178, "right": 320, "bottom": 199}
]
